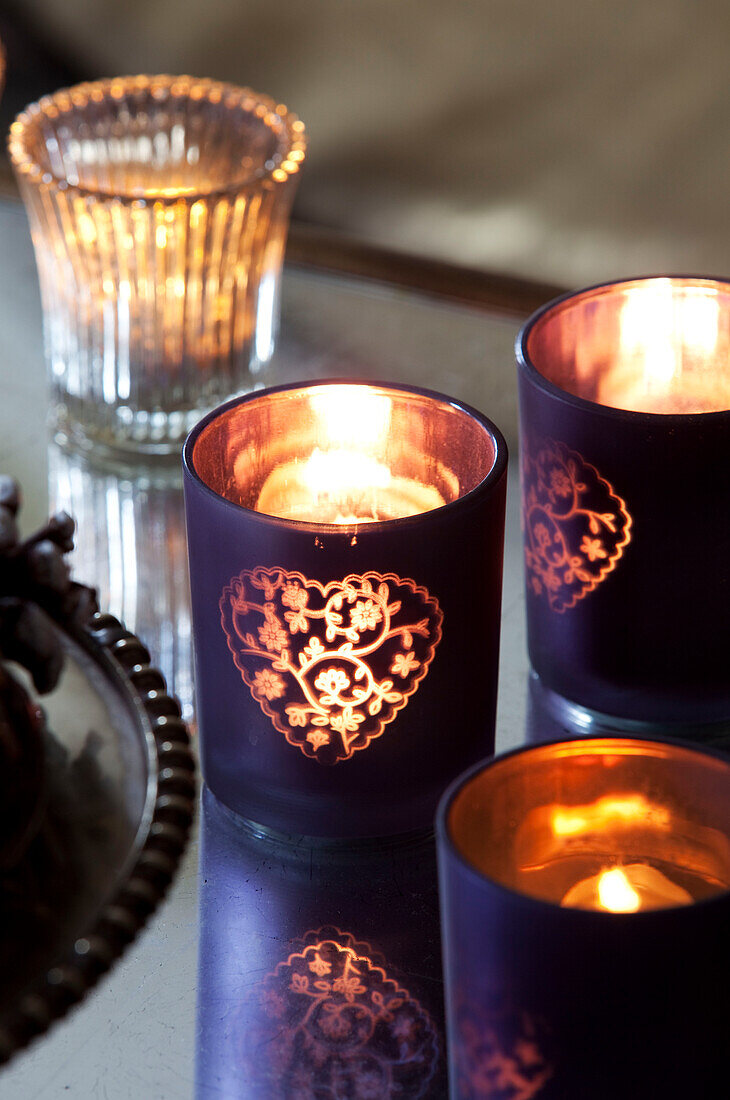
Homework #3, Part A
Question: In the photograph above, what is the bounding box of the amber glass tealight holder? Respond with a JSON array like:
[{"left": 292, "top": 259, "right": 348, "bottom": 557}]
[
  {"left": 183, "top": 379, "right": 508, "bottom": 841},
  {"left": 438, "top": 736, "right": 730, "bottom": 1099},
  {"left": 9, "top": 75, "right": 305, "bottom": 455}
]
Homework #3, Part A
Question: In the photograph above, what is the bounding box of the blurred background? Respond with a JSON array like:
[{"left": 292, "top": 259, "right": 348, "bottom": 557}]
[{"left": 0, "top": 0, "right": 728, "bottom": 288}]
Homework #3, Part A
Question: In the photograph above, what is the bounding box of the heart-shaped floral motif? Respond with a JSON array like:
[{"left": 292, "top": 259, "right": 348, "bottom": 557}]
[
  {"left": 219, "top": 567, "right": 442, "bottom": 764},
  {"left": 521, "top": 439, "right": 632, "bottom": 612},
  {"left": 245, "top": 928, "right": 439, "bottom": 1098}
]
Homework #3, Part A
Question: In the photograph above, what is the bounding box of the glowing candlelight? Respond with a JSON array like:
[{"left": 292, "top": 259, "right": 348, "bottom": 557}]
[
  {"left": 561, "top": 863, "right": 693, "bottom": 912},
  {"left": 594, "top": 280, "right": 729, "bottom": 413},
  {"left": 596, "top": 867, "right": 640, "bottom": 911},
  {"left": 449, "top": 739, "right": 730, "bottom": 918},
  {"left": 550, "top": 791, "right": 709, "bottom": 910},
  {"left": 254, "top": 384, "right": 447, "bottom": 524},
  {"left": 256, "top": 447, "right": 446, "bottom": 523}
]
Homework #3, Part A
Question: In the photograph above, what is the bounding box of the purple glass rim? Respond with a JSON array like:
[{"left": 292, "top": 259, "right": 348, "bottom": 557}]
[
  {"left": 436, "top": 732, "right": 730, "bottom": 919},
  {"left": 516, "top": 274, "right": 730, "bottom": 423},
  {"left": 182, "top": 377, "right": 508, "bottom": 536}
]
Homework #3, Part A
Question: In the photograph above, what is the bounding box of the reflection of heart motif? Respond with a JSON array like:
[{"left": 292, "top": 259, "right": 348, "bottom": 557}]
[
  {"left": 247, "top": 928, "right": 439, "bottom": 1099},
  {"left": 455, "top": 996, "right": 553, "bottom": 1100},
  {"left": 220, "top": 567, "right": 442, "bottom": 764},
  {"left": 521, "top": 439, "right": 632, "bottom": 612}
]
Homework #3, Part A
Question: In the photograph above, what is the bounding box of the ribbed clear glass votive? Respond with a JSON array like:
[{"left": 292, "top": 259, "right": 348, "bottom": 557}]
[{"left": 9, "top": 76, "right": 306, "bottom": 455}]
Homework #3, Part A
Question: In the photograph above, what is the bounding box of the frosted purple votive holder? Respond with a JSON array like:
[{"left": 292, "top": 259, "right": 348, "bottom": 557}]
[
  {"left": 183, "top": 379, "right": 507, "bottom": 841},
  {"left": 517, "top": 276, "right": 730, "bottom": 736},
  {"left": 437, "top": 735, "right": 730, "bottom": 1099}
]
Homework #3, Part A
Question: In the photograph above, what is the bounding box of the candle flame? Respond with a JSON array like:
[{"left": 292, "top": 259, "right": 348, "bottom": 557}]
[
  {"left": 619, "top": 279, "right": 677, "bottom": 388},
  {"left": 596, "top": 867, "right": 641, "bottom": 912},
  {"left": 304, "top": 386, "right": 393, "bottom": 521},
  {"left": 620, "top": 282, "right": 721, "bottom": 375},
  {"left": 601, "top": 281, "right": 724, "bottom": 411},
  {"left": 309, "top": 385, "right": 392, "bottom": 450},
  {"left": 253, "top": 385, "right": 448, "bottom": 523},
  {"left": 561, "top": 862, "right": 695, "bottom": 911},
  {"left": 301, "top": 448, "right": 393, "bottom": 524}
]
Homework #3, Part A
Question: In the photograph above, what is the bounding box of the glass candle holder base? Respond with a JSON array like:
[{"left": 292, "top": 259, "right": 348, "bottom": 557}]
[
  {"left": 52, "top": 385, "right": 253, "bottom": 459},
  {"left": 527, "top": 670, "right": 730, "bottom": 752},
  {"left": 208, "top": 783, "right": 433, "bottom": 853}
]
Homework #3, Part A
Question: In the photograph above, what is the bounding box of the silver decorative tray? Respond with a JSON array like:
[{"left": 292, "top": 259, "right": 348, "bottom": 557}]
[{"left": 0, "top": 613, "right": 195, "bottom": 1063}]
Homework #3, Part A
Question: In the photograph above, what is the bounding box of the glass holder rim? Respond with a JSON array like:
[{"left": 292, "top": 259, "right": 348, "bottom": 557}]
[
  {"left": 516, "top": 272, "right": 730, "bottom": 422},
  {"left": 8, "top": 72, "right": 307, "bottom": 205},
  {"left": 436, "top": 731, "right": 730, "bottom": 917},
  {"left": 182, "top": 376, "right": 509, "bottom": 534}
]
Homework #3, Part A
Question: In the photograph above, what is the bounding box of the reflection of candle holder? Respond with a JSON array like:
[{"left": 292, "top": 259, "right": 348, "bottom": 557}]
[
  {"left": 196, "top": 788, "right": 446, "bottom": 1097},
  {"left": 438, "top": 737, "right": 730, "bottom": 1098},
  {"left": 251, "top": 929, "right": 439, "bottom": 1098},
  {"left": 518, "top": 277, "right": 730, "bottom": 734},
  {"left": 48, "top": 443, "right": 193, "bottom": 722},
  {"left": 183, "top": 380, "right": 507, "bottom": 839},
  {"left": 9, "top": 75, "right": 305, "bottom": 455}
]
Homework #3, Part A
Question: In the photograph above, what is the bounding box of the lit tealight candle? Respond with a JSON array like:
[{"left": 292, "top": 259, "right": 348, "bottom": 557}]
[
  {"left": 561, "top": 863, "right": 693, "bottom": 912},
  {"left": 256, "top": 447, "right": 446, "bottom": 523},
  {"left": 252, "top": 384, "right": 448, "bottom": 524}
]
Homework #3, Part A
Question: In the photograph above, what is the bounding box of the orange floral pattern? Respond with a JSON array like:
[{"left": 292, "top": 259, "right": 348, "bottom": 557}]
[
  {"left": 521, "top": 439, "right": 632, "bottom": 612},
  {"left": 252, "top": 668, "right": 285, "bottom": 701},
  {"left": 220, "top": 568, "right": 442, "bottom": 764},
  {"left": 249, "top": 928, "right": 439, "bottom": 1099}
]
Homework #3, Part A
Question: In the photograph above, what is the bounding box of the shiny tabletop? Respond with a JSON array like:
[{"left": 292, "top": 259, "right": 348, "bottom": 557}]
[{"left": 0, "top": 196, "right": 538, "bottom": 1099}]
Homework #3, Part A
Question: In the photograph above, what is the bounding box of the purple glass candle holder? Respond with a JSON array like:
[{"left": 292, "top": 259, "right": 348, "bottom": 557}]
[
  {"left": 437, "top": 736, "right": 730, "bottom": 1099},
  {"left": 517, "top": 276, "right": 730, "bottom": 734},
  {"left": 183, "top": 379, "right": 507, "bottom": 840}
]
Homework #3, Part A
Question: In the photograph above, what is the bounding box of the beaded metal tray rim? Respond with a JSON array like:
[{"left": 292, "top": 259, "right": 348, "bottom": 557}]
[{"left": 0, "top": 612, "right": 196, "bottom": 1064}]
